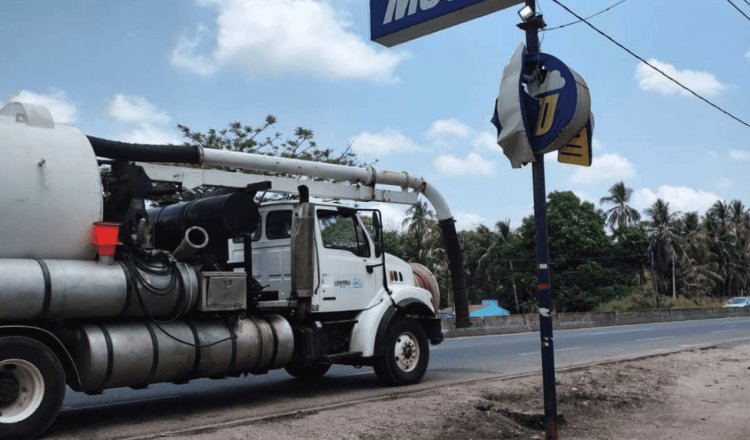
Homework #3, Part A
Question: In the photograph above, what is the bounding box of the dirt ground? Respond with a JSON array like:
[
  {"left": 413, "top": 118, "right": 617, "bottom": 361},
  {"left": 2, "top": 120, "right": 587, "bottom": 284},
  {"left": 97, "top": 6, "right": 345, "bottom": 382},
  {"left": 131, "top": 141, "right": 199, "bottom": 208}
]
[{"left": 168, "top": 342, "right": 750, "bottom": 440}]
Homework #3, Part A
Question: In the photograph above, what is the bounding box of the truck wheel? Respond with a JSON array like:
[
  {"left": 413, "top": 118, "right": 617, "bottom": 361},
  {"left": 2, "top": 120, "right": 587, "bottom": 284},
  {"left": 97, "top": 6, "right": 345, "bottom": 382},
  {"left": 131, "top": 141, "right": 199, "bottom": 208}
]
[
  {"left": 373, "top": 317, "right": 429, "bottom": 386},
  {"left": 284, "top": 363, "right": 332, "bottom": 381},
  {"left": 0, "top": 337, "right": 65, "bottom": 440}
]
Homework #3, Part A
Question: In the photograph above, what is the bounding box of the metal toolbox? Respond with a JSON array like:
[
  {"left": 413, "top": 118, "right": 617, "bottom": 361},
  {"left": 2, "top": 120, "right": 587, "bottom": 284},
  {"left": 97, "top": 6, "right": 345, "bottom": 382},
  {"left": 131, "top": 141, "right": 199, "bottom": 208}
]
[{"left": 199, "top": 272, "right": 247, "bottom": 312}]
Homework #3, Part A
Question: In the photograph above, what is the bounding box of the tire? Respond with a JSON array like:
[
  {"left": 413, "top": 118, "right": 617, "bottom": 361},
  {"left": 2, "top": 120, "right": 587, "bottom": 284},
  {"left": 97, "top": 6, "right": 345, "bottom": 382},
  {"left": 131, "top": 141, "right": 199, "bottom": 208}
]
[
  {"left": 373, "top": 317, "right": 429, "bottom": 386},
  {"left": 284, "top": 362, "right": 332, "bottom": 381},
  {"left": 0, "top": 336, "right": 66, "bottom": 440}
]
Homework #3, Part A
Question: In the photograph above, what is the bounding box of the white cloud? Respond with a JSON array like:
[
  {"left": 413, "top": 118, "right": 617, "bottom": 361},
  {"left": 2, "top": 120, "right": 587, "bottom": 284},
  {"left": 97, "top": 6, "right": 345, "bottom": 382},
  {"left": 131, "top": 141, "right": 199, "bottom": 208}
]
[
  {"left": 434, "top": 152, "right": 494, "bottom": 176},
  {"left": 426, "top": 118, "right": 471, "bottom": 141},
  {"left": 454, "top": 211, "right": 487, "bottom": 231},
  {"left": 570, "top": 153, "right": 635, "bottom": 185},
  {"left": 171, "top": 0, "right": 407, "bottom": 82},
  {"left": 636, "top": 58, "right": 725, "bottom": 97},
  {"left": 729, "top": 149, "right": 750, "bottom": 160},
  {"left": 746, "top": 48, "right": 750, "bottom": 59},
  {"left": 118, "top": 124, "right": 183, "bottom": 145},
  {"left": 171, "top": 25, "right": 217, "bottom": 76},
  {"left": 633, "top": 186, "right": 721, "bottom": 214},
  {"left": 6, "top": 89, "right": 77, "bottom": 124},
  {"left": 350, "top": 129, "right": 420, "bottom": 156},
  {"left": 106, "top": 94, "right": 170, "bottom": 124},
  {"left": 472, "top": 131, "right": 499, "bottom": 152}
]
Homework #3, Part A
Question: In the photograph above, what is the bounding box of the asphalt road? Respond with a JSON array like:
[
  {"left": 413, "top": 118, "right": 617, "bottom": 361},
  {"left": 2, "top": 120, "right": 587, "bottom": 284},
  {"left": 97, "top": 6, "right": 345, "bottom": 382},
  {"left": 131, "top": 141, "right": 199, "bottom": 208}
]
[{"left": 50, "top": 317, "right": 750, "bottom": 439}]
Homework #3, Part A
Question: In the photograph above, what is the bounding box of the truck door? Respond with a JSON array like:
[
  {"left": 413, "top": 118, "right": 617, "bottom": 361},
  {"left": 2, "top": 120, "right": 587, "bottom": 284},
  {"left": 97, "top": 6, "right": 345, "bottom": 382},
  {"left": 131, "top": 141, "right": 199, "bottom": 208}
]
[{"left": 312, "top": 207, "right": 382, "bottom": 313}]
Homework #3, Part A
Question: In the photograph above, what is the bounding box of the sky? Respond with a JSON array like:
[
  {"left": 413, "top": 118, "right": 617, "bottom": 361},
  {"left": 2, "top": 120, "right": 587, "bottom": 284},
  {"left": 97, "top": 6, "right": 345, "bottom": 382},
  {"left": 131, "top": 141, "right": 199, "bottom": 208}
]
[{"left": 1, "top": 0, "right": 748, "bottom": 231}]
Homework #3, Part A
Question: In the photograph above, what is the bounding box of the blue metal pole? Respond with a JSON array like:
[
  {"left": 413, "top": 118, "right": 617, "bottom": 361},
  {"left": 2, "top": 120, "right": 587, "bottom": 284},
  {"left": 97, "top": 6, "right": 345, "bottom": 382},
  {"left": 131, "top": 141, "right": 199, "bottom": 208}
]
[{"left": 519, "top": 1, "right": 558, "bottom": 438}]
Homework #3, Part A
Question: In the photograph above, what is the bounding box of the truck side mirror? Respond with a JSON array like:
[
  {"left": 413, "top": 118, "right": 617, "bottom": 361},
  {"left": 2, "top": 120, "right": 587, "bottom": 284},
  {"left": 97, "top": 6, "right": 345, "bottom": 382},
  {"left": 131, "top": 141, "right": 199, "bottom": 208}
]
[{"left": 372, "top": 211, "right": 383, "bottom": 258}]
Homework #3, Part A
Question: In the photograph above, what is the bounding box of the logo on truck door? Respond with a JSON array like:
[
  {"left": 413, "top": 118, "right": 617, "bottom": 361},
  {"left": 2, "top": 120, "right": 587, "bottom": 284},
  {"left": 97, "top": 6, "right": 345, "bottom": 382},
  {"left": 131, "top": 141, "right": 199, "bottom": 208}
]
[{"left": 333, "top": 277, "right": 364, "bottom": 288}]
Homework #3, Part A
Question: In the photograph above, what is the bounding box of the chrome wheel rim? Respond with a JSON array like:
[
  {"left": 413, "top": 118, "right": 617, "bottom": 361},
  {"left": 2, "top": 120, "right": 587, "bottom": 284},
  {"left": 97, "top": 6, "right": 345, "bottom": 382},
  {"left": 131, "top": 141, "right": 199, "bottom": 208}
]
[
  {"left": 0, "top": 359, "right": 45, "bottom": 424},
  {"left": 394, "top": 332, "right": 420, "bottom": 373}
]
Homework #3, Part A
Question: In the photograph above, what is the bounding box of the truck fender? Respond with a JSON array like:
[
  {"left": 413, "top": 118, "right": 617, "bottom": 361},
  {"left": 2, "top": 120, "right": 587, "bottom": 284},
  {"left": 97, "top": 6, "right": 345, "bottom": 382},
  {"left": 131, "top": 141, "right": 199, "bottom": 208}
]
[
  {"left": 349, "top": 287, "right": 442, "bottom": 358},
  {"left": 0, "top": 325, "right": 82, "bottom": 390}
]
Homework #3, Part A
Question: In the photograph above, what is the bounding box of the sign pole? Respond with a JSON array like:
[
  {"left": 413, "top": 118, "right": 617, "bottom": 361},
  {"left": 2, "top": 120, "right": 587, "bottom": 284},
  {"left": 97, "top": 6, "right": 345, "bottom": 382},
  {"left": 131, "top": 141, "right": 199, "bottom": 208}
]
[{"left": 519, "top": 1, "right": 559, "bottom": 439}]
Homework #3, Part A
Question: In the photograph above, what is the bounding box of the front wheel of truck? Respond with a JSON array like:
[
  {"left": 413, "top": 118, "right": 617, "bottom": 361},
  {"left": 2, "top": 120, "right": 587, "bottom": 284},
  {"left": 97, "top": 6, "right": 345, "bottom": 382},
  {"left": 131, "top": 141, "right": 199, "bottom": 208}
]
[
  {"left": 373, "top": 317, "right": 429, "bottom": 386},
  {"left": 0, "top": 336, "right": 65, "bottom": 440}
]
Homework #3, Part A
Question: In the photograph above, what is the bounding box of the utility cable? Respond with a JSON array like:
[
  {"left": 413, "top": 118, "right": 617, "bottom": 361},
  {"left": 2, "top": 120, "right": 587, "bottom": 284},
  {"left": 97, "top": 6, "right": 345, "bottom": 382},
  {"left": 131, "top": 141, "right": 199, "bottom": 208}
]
[
  {"left": 725, "top": 0, "right": 750, "bottom": 21},
  {"left": 545, "top": 0, "right": 627, "bottom": 31},
  {"left": 550, "top": 0, "right": 750, "bottom": 129}
]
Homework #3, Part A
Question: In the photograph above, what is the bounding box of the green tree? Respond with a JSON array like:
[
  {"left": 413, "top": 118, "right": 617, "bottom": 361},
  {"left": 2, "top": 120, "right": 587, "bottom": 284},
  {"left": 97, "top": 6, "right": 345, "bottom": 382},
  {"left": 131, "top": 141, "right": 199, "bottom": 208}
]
[
  {"left": 600, "top": 181, "right": 641, "bottom": 231},
  {"left": 176, "top": 117, "right": 362, "bottom": 201},
  {"left": 645, "top": 199, "right": 682, "bottom": 297},
  {"left": 178, "top": 118, "right": 360, "bottom": 166},
  {"left": 401, "top": 201, "right": 436, "bottom": 263},
  {"left": 677, "top": 211, "right": 721, "bottom": 297},
  {"left": 400, "top": 200, "right": 452, "bottom": 307},
  {"left": 516, "top": 191, "right": 632, "bottom": 312},
  {"left": 705, "top": 200, "right": 750, "bottom": 296}
]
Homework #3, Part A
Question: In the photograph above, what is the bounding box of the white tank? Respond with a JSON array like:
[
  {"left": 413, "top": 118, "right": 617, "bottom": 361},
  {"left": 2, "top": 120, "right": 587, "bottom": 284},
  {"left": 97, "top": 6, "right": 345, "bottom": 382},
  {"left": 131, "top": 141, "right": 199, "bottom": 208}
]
[{"left": 0, "top": 102, "right": 102, "bottom": 259}]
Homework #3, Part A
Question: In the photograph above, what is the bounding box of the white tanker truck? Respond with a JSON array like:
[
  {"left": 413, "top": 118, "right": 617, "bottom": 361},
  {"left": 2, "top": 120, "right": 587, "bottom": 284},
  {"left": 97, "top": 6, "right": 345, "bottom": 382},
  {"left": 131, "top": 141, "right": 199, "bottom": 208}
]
[{"left": 0, "top": 102, "right": 468, "bottom": 439}]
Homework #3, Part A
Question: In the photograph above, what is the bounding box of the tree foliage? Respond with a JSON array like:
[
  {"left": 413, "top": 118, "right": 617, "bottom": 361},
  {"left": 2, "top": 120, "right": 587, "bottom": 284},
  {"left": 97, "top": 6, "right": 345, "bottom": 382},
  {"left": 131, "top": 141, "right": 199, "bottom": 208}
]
[{"left": 178, "top": 117, "right": 361, "bottom": 166}]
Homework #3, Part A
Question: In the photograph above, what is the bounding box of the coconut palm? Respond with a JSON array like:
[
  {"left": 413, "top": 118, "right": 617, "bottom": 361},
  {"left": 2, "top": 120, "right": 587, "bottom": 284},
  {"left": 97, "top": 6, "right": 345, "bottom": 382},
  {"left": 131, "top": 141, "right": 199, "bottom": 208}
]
[
  {"left": 645, "top": 199, "right": 682, "bottom": 295},
  {"left": 708, "top": 200, "right": 750, "bottom": 296},
  {"left": 401, "top": 200, "right": 437, "bottom": 264},
  {"left": 600, "top": 181, "right": 641, "bottom": 230},
  {"left": 678, "top": 212, "right": 722, "bottom": 296}
]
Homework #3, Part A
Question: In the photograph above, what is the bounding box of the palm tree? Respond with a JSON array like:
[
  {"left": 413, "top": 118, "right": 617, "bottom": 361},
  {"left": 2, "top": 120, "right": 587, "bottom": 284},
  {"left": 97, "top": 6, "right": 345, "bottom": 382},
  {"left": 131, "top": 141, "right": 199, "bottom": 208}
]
[
  {"left": 600, "top": 181, "right": 641, "bottom": 230},
  {"left": 401, "top": 200, "right": 436, "bottom": 263},
  {"left": 679, "top": 212, "right": 721, "bottom": 297},
  {"left": 476, "top": 220, "right": 513, "bottom": 277},
  {"left": 645, "top": 199, "right": 682, "bottom": 297},
  {"left": 707, "top": 200, "right": 750, "bottom": 297},
  {"left": 475, "top": 220, "right": 521, "bottom": 312}
]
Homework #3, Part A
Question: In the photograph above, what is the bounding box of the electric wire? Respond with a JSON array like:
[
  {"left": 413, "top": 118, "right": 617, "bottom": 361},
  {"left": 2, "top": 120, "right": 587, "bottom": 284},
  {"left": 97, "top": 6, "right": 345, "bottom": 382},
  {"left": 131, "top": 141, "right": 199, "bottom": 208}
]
[
  {"left": 550, "top": 0, "right": 750, "bottom": 129},
  {"left": 545, "top": 0, "right": 627, "bottom": 31},
  {"left": 725, "top": 0, "right": 750, "bottom": 21}
]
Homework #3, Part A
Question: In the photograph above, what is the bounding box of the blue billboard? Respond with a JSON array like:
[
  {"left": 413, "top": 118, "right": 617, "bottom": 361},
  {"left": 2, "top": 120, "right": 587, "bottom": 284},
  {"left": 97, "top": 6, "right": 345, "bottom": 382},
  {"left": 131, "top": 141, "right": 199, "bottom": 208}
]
[{"left": 371, "top": 0, "right": 521, "bottom": 47}]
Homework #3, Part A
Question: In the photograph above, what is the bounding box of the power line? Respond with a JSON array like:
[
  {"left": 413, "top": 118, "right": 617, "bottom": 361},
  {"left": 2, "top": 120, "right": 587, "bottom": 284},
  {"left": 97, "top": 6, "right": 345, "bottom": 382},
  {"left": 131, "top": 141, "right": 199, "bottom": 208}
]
[
  {"left": 550, "top": 0, "right": 750, "bottom": 129},
  {"left": 545, "top": 0, "right": 627, "bottom": 31},
  {"left": 725, "top": 0, "right": 750, "bottom": 21}
]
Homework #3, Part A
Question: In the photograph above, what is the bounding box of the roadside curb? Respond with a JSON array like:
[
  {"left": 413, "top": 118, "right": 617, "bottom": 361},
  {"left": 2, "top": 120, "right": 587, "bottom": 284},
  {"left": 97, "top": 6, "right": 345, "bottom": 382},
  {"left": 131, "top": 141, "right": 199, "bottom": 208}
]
[{"left": 442, "top": 308, "right": 750, "bottom": 338}]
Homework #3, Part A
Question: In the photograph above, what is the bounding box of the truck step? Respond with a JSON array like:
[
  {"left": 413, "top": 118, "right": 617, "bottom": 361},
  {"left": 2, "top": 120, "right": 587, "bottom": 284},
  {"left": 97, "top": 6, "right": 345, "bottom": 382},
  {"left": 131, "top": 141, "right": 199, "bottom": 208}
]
[{"left": 321, "top": 351, "right": 363, "bottom": 362}]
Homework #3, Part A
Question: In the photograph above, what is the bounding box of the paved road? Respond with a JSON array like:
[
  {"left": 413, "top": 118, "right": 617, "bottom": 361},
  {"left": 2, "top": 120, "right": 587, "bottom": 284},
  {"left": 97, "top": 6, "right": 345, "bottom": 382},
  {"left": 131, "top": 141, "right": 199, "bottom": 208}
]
[{"left": 50, "top": 317, "right": 750, "bottom": 439}]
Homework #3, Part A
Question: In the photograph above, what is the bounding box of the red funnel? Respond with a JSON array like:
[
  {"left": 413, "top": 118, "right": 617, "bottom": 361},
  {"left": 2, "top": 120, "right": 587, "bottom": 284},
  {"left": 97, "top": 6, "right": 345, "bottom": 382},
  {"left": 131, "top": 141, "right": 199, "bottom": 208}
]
[{"left": 91, "top": 222, "right": 121, "bottom": 257}]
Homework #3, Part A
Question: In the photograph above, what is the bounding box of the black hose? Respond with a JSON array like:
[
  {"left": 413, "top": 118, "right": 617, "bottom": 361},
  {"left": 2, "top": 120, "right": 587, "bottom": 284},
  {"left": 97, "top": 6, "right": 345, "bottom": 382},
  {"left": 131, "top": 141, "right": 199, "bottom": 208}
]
[
  {"left": 439, "top": 218, "right": 470, "bottom": 328},
  {"left": 87, "top": 136, "right": 202, "bottom": 164}
]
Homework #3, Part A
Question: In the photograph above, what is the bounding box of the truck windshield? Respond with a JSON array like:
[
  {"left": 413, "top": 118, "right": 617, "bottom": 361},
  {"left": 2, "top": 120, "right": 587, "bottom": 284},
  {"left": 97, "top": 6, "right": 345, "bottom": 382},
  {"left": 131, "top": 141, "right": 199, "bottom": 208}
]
[{"left": 317, "top": 210, "right": 371, "bottom": 258}]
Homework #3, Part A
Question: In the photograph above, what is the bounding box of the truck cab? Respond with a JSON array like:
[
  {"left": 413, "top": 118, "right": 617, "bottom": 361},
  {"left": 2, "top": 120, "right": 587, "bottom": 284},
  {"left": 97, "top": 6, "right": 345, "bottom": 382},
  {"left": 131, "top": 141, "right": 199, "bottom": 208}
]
[{"left": 228, "top": 200, "right": 442, "bottom": 378}]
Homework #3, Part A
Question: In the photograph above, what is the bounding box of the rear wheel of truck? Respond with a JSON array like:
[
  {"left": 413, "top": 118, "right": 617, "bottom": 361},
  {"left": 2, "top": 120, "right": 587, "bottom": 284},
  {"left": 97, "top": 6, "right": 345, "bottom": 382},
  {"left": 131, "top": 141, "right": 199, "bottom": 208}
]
[
  {"left": 284, "top": 363, "right": 332, "bottom": 381},
  {"left": 0, "top": 336, "right": 65, "bottom": 440},
  {"left": 374, "top": 317, "right": 429, "bottom": 386}
]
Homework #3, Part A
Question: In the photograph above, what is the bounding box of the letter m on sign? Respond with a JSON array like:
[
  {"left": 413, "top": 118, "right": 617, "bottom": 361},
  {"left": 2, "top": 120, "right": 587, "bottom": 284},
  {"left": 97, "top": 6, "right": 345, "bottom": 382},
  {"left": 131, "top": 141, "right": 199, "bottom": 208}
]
[{"left": 371, "top": 0, "right": 522, "bottom": 47}]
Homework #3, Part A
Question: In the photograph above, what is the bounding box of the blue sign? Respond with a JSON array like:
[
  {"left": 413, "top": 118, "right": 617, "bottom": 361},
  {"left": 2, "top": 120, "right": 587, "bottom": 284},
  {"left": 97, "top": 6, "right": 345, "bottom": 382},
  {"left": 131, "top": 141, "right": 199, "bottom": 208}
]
[
  {"left": 371, "top": 0, "right": 521, "bottom": 47},
  {"left": 491, "top": 45, "right": 591, "bottom": 167}
]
